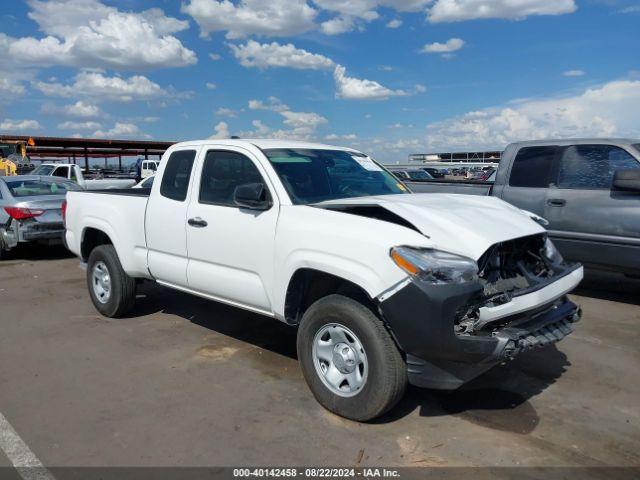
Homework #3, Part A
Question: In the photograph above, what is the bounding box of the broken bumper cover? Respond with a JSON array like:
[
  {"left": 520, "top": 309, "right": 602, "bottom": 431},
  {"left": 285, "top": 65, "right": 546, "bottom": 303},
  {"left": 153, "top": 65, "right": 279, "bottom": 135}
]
[
  {"left": 378, "top": 265, "right": 583, "bottom": 390},
  {"left": 21, "top": 222, "right": 65, "bottom": 241},
  {"left": 1, "top": 220, "right": 65, "bottom": 250}
]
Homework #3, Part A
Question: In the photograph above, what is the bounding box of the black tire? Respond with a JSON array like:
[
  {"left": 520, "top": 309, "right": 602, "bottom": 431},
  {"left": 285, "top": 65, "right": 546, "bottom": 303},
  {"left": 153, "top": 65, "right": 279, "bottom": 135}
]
[
  {"left": 297, "top": 294, "right": 407, "bottom": 421},
  {"left": 86, "top": 244, "right": 136, "bottom": 318}
]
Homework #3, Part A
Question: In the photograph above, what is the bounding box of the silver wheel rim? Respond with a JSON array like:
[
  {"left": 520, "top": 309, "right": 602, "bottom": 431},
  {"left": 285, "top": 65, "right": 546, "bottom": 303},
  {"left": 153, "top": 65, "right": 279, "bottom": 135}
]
[
  {"left": 312, "top": 323, "right": 368, "bottom": 398},
  {"left": 91, "top": 261, "right": 111, "bottom": 304}
]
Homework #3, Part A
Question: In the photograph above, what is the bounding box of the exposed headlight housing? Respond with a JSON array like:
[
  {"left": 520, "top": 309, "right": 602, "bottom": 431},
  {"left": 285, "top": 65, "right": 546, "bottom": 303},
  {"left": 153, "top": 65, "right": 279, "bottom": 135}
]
[
  {"left": 542, "top": 237, "right": 563, "bottom": 264},
  {"left": 390, "top": 246, "right": 479, "bottom": 285}
]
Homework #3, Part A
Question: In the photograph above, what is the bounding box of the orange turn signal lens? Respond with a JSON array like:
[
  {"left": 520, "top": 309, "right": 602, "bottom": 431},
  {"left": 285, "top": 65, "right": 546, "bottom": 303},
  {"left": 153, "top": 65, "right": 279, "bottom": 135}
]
[{"left": 390, "top": 248, "right": 419, "bottom": 276}]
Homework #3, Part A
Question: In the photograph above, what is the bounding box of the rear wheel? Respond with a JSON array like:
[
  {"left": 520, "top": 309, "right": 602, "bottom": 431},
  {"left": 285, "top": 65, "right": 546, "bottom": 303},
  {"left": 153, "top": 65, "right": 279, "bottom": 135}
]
[
  {"left": 86, "top": 245, "right": 136, "bottom": 317},
  {"left": 297, "top": 294, "right": 407, "bottom": 421}
]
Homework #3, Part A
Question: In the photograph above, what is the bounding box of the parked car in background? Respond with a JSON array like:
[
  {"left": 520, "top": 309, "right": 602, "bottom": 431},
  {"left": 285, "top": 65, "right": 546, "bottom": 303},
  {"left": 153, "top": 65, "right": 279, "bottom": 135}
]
[
  {"left": 0, "top": 176, "right": 82, "bottom": 258},
  {"left": 133, "top": 175, "right": 155, "bottom": 189},
  {"left": 479, "top": 167, "right": 496, "bottom": 181},
  {"left": 65, "top": 139, "right": 583, "bottom": 421},
  {"left": 406, "top": 139, "right": 640, "bottom": 276},
  {"left": 31, "top": 163, "right": 136, "bottom": 190},
  {"left": 388, "top": 167, "right": 434, "bottom": 181},
  {"left": 133, "top": 158, "right": 160, "bottom": 181},
  {"left": 422, "top": 167, "right": 445, "bottom": 179}
]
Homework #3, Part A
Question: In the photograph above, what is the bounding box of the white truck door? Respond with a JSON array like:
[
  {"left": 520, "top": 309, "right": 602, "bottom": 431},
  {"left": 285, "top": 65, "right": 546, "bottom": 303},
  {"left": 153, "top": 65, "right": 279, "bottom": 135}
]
[
  {"left": 185, "top": 147, "right": 279, "bottom": 314},
  {"left": 146, "top": 148, "right": 198, "bottom": 287}
]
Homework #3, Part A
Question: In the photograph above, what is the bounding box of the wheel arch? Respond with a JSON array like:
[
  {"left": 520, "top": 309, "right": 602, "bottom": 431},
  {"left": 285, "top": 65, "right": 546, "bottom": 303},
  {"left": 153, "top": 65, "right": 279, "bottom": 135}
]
[
  {"left": 283, "top": 268, "right": 378, "bottom": 325},
  {"left": 80, "top": 225, "right": 115, "bottom": 262}
]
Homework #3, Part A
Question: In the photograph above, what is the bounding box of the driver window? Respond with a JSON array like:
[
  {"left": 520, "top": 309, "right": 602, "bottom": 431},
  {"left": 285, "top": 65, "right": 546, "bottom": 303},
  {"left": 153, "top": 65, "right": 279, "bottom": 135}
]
[
  {"left": 199, "top": 150, "right": 267, "bottom": 206},
  {"left": 557, "top": 145, "right": 639, "bottom": 189}
]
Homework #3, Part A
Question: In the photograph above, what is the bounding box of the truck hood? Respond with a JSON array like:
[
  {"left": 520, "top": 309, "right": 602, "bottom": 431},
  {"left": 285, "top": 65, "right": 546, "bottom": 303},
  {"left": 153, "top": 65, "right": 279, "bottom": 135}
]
[{"left": 314, "top": 193, "right": 545, "bottom": 260}]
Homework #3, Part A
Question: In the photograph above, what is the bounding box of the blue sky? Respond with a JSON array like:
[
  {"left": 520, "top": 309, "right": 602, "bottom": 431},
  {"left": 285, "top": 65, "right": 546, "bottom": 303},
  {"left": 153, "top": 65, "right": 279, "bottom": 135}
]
[{"left": 0, "top": 0, "right": 639, "bottom": 162}]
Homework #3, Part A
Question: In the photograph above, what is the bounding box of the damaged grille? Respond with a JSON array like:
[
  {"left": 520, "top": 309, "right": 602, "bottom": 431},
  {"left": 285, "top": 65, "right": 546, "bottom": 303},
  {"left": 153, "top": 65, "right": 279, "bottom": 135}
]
[
  {"left": 455, "top": 233, "right": 566, "bottom": 335},
  {"left": 477, "top": 233, "right": 556, "bottom": 302}
]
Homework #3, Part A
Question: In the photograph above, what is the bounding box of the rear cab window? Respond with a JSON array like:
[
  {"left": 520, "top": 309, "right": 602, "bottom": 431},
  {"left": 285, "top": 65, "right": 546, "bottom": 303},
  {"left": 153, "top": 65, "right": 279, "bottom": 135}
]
[
  {"left": 52, "top": 166, "right": 69, "bottom": 178},
  {"left": 509, "top": 146, "right": 558, "bottom": 188},
  {"left": 160, "top": 150, "right": 196, "bottom": 201}
]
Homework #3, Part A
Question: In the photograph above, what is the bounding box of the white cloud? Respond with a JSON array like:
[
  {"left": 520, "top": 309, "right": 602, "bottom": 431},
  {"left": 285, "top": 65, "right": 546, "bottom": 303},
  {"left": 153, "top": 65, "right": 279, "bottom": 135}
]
[
  {"left": 210, "top": 121, "right": 230, "bottom": 139},
  {"left": 229, "top": 40, "right": 335, "bottom": 70},
  {"left": 216, "top": 107, "right": 238, "bottom": 117},
  {"left": 618, "top": 5, "right": 640, "bottom": 13},
  {"left": 241, "top": 119, "right": 271, "bottom": 137},
  {"left": 317, "top": 0, "right": 430, "bottom": 33},
  {"left": 427, "top": 0, "right": 577, "bottom": 23},
  {"left": 320, "top": 16, "right": 356, "bottom": 35},
  {"left": 182, "top": 0, "right": 317, "bottom": 39},
  {"left": 58, "top": 120, "right": 101, "bottom": 130},
  {"left": 315, "top": 0, "right": 430, "bottom": 18},
  {"left": 425, "top": 80, "right": 640, "bottom": 150},
  {"left": 325, "top": 133, "right": 357, "bottom": 140},
  {"left": 67, "top": 101, "right": 101, "bottom": 117},
  {"left": 281, "top": 110, "right": 328, "bottom": 130},
  {"left": 0, "top": 119, "right": 41, "bottom": 132},
  {"left": 41, "top": 100, "right": 103, "bottom": 119},
  {"left": 0, "top": 77, "right": 26, "bottom": 97},
  {"left": 563, "top": 69, "right": 585, "bottom": 77},
  {"left": 244, "top": 98, "right": 328, "bottom": 140},
  {"left": 421, "top": 38, "right": 465, "bottom": 54},
  {"left": 249, "top": 97, "right": 290, "bottom": 112},
  {"left": 32, "top": 72, "right": 171, "bottom": 102},
  {"left": 209, "top": 53, "right": 221, "bottom": 60},
  {"left": 93, "top": 122, "right": 149, "bottom": 138},
  {"left": 0, "top": 0, "right": 196, "bottom": 70},
  {"left": 206, "top": 82, "right": 217, "bottom": 90},
  {"left": 334, "top": 65, "right": 409, "bottom": 100}
]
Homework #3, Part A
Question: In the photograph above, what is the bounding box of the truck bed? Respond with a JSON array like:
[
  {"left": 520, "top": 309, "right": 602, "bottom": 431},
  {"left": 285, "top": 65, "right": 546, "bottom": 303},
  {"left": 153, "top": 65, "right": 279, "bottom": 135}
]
[
  {"left": 406, "top": 180, "right": 493, "bottom": 195},
  {"left": 73, "top": 188, "right": 151, "bottom": 196},
  {"left": 65, "top": 189, "right": 151, "bottom": 278}
]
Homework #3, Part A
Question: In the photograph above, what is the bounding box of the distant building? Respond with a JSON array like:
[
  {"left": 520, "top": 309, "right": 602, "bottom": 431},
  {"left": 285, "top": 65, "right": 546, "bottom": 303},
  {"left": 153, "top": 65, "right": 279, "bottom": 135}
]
[{"left": 409, "top": 151, "right": 502, "bottom": 163}]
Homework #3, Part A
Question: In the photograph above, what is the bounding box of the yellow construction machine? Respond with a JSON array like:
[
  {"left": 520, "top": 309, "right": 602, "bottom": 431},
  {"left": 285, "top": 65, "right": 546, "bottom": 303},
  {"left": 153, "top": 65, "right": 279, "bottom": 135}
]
[{"left": 0, "top": 137, "right": 34, "bottom": 176}]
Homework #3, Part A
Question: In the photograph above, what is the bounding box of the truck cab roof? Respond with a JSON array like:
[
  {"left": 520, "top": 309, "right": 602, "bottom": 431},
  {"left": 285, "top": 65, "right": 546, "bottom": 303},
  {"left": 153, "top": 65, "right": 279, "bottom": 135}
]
[
  {"left": 508, "top": 138, "right": 640, "bottom": 148},
  {"left": 169, "top": 138, "right": 362, "bottom": 153}
]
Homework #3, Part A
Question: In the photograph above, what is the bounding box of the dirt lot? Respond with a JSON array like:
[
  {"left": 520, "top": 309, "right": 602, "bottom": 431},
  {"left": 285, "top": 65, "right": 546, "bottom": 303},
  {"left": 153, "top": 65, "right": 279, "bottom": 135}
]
[{"left": 0, "top": 246, "right": 638, "bottom": 468}]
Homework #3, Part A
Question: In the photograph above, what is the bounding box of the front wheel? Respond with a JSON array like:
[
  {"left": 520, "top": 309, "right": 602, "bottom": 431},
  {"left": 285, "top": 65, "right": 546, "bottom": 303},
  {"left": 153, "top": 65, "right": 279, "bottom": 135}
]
[
  {"left": 86, "top": 245, "right": 136, "bottom": 318},
  {"left": 297, "top": 295, "right": 407, "bottom": 421}
]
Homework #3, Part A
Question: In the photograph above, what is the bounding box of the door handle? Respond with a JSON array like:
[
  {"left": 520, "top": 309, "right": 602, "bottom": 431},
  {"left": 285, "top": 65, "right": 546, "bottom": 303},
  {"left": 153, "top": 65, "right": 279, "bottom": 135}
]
[
  {"left": 188, "top": 217, "right": 208, "bottom": 228},
  {"left": 547, "top": 198, "right": 566, "bottom": 207}
]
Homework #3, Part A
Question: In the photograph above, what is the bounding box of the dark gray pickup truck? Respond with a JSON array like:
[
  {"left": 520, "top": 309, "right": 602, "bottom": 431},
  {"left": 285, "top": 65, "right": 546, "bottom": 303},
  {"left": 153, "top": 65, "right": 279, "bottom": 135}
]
[{"left": 406, "top": 139, "right": 640, "bottom": 276}]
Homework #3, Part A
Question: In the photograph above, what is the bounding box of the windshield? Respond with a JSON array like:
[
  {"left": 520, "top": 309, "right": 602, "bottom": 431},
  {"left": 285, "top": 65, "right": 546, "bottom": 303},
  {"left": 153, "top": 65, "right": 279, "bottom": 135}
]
[
  {"left": 31, "top": 165, "right": 56, "bottom": 176},
  {"left": 6, "top": 179, "right": 81, "bottom": 197},
  {"left": 407, "top": 170, "right": 433, "bottom": 181},
  {"left": 264, "top": 148, "right": 408, "bottom": 204}
]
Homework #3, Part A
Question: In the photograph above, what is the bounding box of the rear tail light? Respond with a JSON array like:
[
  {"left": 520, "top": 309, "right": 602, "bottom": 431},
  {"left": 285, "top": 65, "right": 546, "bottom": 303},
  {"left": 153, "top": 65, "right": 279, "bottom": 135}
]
[
  {"left": 61, "top": 200, "right": 67, "bottom": 226},
  {"left": 4, "top": 206, "right": 45, "bottom": 220}
]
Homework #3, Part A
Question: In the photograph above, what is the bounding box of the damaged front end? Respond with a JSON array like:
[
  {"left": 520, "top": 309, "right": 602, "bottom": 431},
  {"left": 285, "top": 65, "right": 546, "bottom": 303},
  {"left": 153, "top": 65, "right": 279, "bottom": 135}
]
[{"left": 379, "top": 233, "right": 583, "bottom": 390}]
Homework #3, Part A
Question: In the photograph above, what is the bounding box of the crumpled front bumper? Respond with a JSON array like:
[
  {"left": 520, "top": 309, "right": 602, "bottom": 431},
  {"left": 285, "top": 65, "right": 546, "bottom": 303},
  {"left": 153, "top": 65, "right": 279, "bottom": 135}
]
[{"left": 378, "top": 265, "right": 583, "bottom": 390}]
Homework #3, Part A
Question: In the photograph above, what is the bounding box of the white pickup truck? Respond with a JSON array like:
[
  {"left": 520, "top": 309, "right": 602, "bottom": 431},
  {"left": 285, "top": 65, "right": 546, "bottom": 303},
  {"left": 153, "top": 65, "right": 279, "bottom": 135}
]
[
  {"left": 31, "top": 163, "right": 136, "bottom": 190},
  {"left": 64, "top": 139, "right": 584, "bottom": 421}
]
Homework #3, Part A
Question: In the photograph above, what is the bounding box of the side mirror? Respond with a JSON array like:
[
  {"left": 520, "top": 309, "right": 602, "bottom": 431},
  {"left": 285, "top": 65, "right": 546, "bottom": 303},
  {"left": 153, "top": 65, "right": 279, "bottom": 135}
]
[
  {"left": 612, "top": 169, "right": 640, "bottom": 192},
  {"left": 233, "top": 183, "right": 272, "bottom": 210}
]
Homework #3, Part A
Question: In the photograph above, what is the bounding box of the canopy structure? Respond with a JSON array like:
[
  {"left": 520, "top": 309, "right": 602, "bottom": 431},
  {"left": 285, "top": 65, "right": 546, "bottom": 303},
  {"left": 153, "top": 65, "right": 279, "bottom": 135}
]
[{"left": 0, "top": 135, "right": 176, "bottom": 171}]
